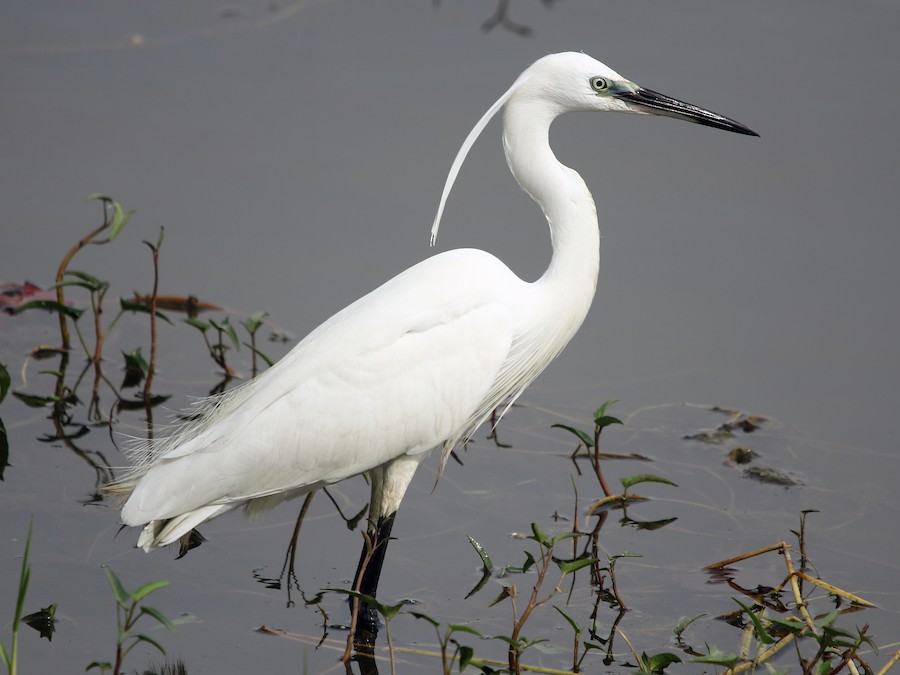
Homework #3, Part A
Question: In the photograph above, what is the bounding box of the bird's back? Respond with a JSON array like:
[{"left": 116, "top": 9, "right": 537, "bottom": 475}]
[{"left": 119, "top": 248, "right": 530, "bottom": 530}]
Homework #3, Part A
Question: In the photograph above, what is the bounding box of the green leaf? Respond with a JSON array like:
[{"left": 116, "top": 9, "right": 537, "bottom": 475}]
[
  {"left": 0, "top": 362, "right": 9, "bottom": 403},
  {"left": 130, "top": 580, "right": 169, "bottom": 603},
  {"left": 466, "top": 534, "right": 494, "bottom": 572},
  {"left": 766, "top": 615, "right": 806, "bottom": 634},
  {"left": 59, "top": 270, "right": 108, "bottom": 291},
  {"left": 551, "top": 423, "right": 594, "bottom": 448},
  {"left": 119, "top": 299, "right": 174, "bottom": 324},
  {"left": 134, "top": 633, "right": 166, "bottom": 655},
  {"left": 553, "top": 605, "right": 582, "bottom": 634},
  {"left": 109, "top": 200, "right": 134, "bottom": 240},
  {"left": 242, "top": 310, "right": 268, "bottom": 335},
  {"left": 594, "top": 414, "right": 623, "bottom": 429},
  {"left": 324, "top": 587, "right": 402, "bottom": 620},
  {"left": 487, "top": 586, "right": 513, "bottom": 608},
  {"left": 554, "top": 556, "right": 597, "bottom": 575},
  {"left": 620, "top": 473, "right": 679, "bottom": 490},
  {"left": 14, "top": 299, "right": 85, "bottom": 319},
  {"left": 691, "top": 645, "right": 741, "bottom": 667},
  {"left": 211, "top": 317, "right": 240, "bottom": 350},
  {"left": 520, "top": 550, "right": 537, "bottom": 574},
  {"left": 529, "top": 522, "right": 549, "bottom": 547},
  {"left": 550, "top": 530, "right": 581, "bottom": 546},
  {"left": 673, "top": 613, "right": 706, "bottom": 638},
  {"left": 243, "top": 343, "right": 275, "bottom": 368},
  {"left": 408, "top": 611, "right": 440, "bottom": 628},
  {"left": 183, "top": 317, "right": 210, "bottom": 333},
  {"left": 458, "top": 645, "right": 474, "bottom": 671},
  {"left": 0, "top": 418, "right": 8, "bottom": 481},
  {"left": 104, "top": 568, "right": 130, "bottom": 607},
  {"left": 448, "top": 624, "right": 483, "bottom": 638},
  {"left": 122, "top": 348, "right": 149, "bottom": 388},
  {"left": 140, "top": 605, "right": 176, "bottom": 632},
  {"left": 642, "top": 651, "right": 682, "bottom": 672},
  {"left": 12, "top": 392, "right": 59, "bottom": 408},
  {"left": 734, "top": 598, "right": 775, "bottom": 645},
  {"left": 609, "top": 552, "right": 642, "bottom": 563},
  {"left": 594, "top": 398, "right": 619, "bottom": 418},
  {"left": 85, "top": 661, "right": 113, "bottom": 671}
]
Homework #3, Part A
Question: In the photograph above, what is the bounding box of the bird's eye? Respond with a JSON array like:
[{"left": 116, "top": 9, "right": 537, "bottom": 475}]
[{"left": 590, "top": 77, "right": 609, "bottom": 93}]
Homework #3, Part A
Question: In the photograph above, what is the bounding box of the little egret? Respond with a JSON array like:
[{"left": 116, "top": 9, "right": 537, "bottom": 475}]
[{"left": 110, "top": 52, "right": 756, "bottom": 612}]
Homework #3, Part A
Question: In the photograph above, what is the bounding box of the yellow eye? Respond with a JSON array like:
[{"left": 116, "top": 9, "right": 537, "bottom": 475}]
[{"left": 590, "top": 77, "right": 609, "bottom": 93}]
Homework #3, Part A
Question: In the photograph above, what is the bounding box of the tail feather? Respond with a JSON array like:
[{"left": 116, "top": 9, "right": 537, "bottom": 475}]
[{"left": 136, "top": 504, "right": 234, "bottom": 551}]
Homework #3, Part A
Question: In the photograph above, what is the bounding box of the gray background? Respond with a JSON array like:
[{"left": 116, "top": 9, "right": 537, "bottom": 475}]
[{"left": 2, "top": 0, "right": 898, "bottom": 672}]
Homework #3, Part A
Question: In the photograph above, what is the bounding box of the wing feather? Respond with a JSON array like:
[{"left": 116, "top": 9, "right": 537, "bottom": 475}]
[{"left": 120, "top": 249, "right": 522, "bottom": 526}]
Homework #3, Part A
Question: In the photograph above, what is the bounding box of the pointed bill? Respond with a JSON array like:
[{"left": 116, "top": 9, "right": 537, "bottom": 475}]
[{"left": 615, "top": 87, "right": 759, "bottom": 136}]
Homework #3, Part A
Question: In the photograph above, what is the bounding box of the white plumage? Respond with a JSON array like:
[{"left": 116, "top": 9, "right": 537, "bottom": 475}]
[{"left": 112, "top": 52, "right": 756, "bottom": 559}]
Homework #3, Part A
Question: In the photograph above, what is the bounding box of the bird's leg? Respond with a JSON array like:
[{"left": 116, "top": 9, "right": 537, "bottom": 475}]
[
  {"left": 348, "top": 455, "right": 422, "bottom": 646},
  {"left": 351, "top": 511, "right": 396, "bottom": 642}
]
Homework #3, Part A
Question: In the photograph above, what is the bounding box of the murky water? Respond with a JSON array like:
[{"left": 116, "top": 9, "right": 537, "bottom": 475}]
[{"left": 2, "top": 0, "right": 898, "bottom": 672}]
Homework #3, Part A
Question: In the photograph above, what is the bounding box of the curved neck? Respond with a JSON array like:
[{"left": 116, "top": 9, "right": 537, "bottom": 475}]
[{"left": 502, "top": 99, "right": 601, "bottom": 303}]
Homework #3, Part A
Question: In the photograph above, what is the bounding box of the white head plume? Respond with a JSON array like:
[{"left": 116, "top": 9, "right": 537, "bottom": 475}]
[{"left": 430, "top": 69, "right": 532, "bottom": 246}]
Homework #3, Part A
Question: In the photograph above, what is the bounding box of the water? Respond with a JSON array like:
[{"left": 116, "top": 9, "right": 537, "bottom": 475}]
[{"left": 2, "top": 0, "right": 898, "bottom": 672}]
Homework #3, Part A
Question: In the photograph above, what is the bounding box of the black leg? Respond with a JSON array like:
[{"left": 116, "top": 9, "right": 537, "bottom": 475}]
[{"left": 351, "top": 512, "right": 396, "bottom": 643}]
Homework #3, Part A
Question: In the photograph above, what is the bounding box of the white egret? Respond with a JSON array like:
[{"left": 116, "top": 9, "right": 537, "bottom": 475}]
[{"left": 110, "top": 52, "right": 756, "bottom": 613}]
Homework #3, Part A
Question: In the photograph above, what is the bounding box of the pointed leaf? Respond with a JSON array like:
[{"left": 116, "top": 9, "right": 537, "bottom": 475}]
[
  {"left": 554, "top": 556, "right": 597, "bottom": 575},
  {"left": 529, "top": 522, "right": 549, "bottom": 546},
  {"left": 734, "top": 598, "right": 775, "bottom": 644},
  {"left": 60, "top": 270, "right": 107, "bottom": 291},
  {"left": 766, "top": 615, "right": 806, "bottom": 634},
  {"left": 458, "top": 645, "right": 474, "bottom": 671},
  {"left": 243, "top": 343, "right": 275, "bottom": 367},
  {"left": 487, "top": 586, "right": 513, "bottom": 608},
  {"left": 109, "top": 200, "right": 134, "bottom": 240},
  {"left": 130, "top": 579, "right": 169, "bottom": 602},
  {"left": 140, "top": 605, "right": 175, "bottom": 631},
  {"left": 448, "top": 624, "right": 483, "bottom": 638},
  {"left": 242, "top": 310, "right": 268, "bottom": 335},
  {"left": 134, "top": 633, "right": 166, "bottom": 655},
  {"left": 0, "top": 363, "right": 9, "bottom": 403},
  {"left": 553, "top": 605, "right": 582, "bottom": 634},
  {"left": 594, "top": 415, "right": 623, "bottom": 430},
  {"left": 120, "top": 299, "right": 174, "bottom": 324},
  {"left": 620, "top": 473, "right": 679, "bottom": 490},
  {"left": 0, "top": 418, "right": 8, "bottom": 481},
  {"left": 673, "top": 613, "right": 706, "bottom": 638},
  {"left": 594, "top": 398, "right": 619, "bottom": 418},
  {"left": 211, "top": 317, "right": 240, "bottom": 350},
  {"left": 409, "top": 611, "right": 440, "bottom": 628},
  {"left": 466, "top": 534, "right": 494, "bottom": 572},
  {"left": 691, "top": 645, "right": 741, "bottom": 667},
  {"left": 12, "top": 392, "right": 59, "bottom": 408},
  {"left": 550, "top": 530, "right": 581, "bottom": 546},
  {"left": 86, "top": 661, "right": 113, "bottom": 671},
  {"left": 521, "top": 550, "right": 537, "bottom": 573},
  {"left": 183, "top": 317, "right": 210, "bottom": 333},
  {"left": 104, "top": 568, "right": 130, "bottom": 607},
  {"left": 551, "top": 423, "right": 594, "bottom": 448},
  {"left": 14, "top": 300, "right": 84, "bottom": 319},
  {"left": 644, "top": 651, "right": 682, "bottom": 671}
]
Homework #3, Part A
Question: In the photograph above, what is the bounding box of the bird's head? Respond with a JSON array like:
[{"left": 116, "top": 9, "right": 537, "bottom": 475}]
[
  {"left": 430, "top": 52, "right": 758, "bottom": 245},
  {"left": 515, "top": 52, "right": 759, "bottom": 135}
]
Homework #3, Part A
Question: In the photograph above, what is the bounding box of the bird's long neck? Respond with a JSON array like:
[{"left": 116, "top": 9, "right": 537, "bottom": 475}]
[{"left": 503, "top": 100, "right": 601, "bottom": 336}]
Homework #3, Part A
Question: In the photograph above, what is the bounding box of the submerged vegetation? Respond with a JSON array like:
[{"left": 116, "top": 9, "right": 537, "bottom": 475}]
[{"left": 1, "top": 197, "right": 898, "bottom": 672}]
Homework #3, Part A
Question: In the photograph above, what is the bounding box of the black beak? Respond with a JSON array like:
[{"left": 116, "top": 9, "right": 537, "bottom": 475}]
[{"left": 616, "top": 87, "right": 759, "bottom": 137}]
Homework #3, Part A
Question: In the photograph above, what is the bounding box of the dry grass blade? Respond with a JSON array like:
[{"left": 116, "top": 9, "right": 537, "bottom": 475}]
[
  {"left": 793, "top": 571, "right": 877, "bottom": 608},
  {"left": 704, "top": 542, "right": 788, "bottom": 570}
]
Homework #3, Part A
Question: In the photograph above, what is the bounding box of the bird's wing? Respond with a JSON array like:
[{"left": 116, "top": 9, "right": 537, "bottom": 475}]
[{"left": 121, "top": 249, "right": 524, "bottom": 525}]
